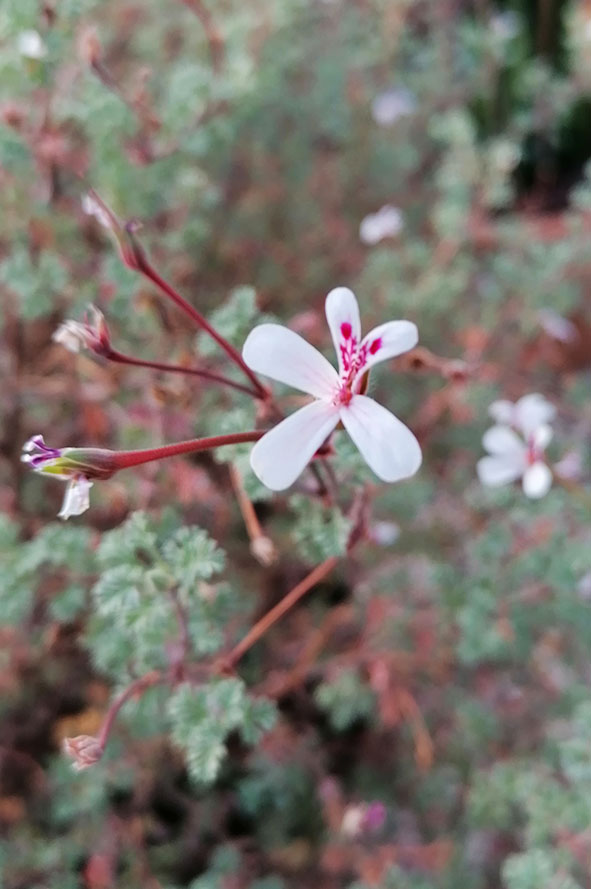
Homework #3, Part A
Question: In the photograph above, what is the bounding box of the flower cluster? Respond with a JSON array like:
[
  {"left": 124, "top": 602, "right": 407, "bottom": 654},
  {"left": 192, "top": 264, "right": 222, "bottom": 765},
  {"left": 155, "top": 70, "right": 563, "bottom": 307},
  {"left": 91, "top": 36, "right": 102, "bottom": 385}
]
[
  {"left": 26, "top": 285, "right": 423, "bottom": 517},
  {"left": 477, "top": 394, "right": 555, "bottom": 499}
]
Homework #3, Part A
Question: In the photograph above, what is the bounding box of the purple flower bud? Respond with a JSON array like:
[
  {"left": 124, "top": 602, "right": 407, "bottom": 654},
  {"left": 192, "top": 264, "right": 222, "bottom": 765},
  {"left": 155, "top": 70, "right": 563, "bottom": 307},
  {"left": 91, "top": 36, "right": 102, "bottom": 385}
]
[{"left": 22, "top": 435, "right": 119, "bottom": 519}]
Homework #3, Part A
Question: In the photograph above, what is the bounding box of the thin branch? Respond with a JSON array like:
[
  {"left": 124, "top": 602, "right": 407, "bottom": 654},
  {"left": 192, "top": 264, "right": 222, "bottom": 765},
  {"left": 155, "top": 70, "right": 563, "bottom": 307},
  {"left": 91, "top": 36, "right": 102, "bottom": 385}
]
[
  {"left": 220, "top": 556, "right": 339, "bottom": 670},
  {"left": 129, "top": 240, "right": 269, "bottom": 400},
  {"left": 97, "top": 670, "right": 164, "bottom": 751},
  {"left": 107, "top": 347, "right": 259, "bottom": 398},
  {"left": 228, "top": 462, "right": 277, "bottom": 566},
  {"left": 114, "top": 430, "right": 263, "bottom": 470},
  {"left": 179, "top": 0, "right": 225, "bottom": 73}
]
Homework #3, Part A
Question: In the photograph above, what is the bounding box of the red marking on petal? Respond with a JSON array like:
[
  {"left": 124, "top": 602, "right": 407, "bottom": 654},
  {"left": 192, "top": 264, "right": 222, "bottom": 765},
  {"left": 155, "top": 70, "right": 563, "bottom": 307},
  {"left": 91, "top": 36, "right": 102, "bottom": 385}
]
[
  {"left": 341, "top": 322, "right": 352, "bottom": 340},
  {"left": 369, "top": 337, "right": 382, "bottom": 355}
]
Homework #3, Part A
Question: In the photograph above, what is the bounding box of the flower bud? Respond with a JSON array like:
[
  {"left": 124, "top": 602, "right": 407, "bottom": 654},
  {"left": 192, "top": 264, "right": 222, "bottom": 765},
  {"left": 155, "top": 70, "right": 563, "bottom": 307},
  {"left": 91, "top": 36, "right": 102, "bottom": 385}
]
[
  {"left": 63, "top": 735, "right": 103, "bottom": 771},
  {"left": 53, "top": 305, "right": 111, "bottom": 356},
  {"left": 22, "top": 435, "right": 120, "bottom": 519},
  {"left": 250, "top": 535, "right": 278, "bottom": 567},
  {"left": 81, "top": 190, "right": 144, "bottom": 271},
  {"left": 22, "top": 435, "right": 118, "bottom": 481}
]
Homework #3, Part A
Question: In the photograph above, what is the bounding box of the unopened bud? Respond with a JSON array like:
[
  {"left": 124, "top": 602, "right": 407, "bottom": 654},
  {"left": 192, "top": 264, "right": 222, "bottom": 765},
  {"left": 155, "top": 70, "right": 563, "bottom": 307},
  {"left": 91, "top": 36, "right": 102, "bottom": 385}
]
[
  {"left": 250, "top": 535, "right": 278, "bottom": 567},
  {"left": 22, "top": 435, "right": 118, "bottom": 482},
  {"left": 81, "top": 190, "right": 144, "bottom": 271},
  {"left": 63, "top": 735, "right": 103, "bottom": 771},
  {"left": 53, "top": 305, "right": 111, "bottom": 356}
]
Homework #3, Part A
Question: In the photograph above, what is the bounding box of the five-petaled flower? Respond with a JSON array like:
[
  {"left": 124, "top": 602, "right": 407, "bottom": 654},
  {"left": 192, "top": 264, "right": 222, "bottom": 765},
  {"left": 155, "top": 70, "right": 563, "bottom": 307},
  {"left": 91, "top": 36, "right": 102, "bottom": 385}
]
[
  {"left": 52, "top": 305, "right": 111, "bottom": 356},
  {"left": 477, "top": 394, "right": 555, "bottom": 499},
  {"left": 242, "top": 287, "right": 422, "bottom": 490},
  {"left": 21, "top": 435, "right": 117, "bottom": 519}
]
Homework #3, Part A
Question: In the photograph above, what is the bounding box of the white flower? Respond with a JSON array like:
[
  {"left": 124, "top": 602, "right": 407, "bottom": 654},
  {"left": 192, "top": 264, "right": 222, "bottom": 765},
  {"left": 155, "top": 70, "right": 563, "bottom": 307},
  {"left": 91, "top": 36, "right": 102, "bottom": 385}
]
[
  {"left": 242, "top": 287, "right": 422, "bottom": 491},
  {"left": 359, "top": 205, "right": 404, "bottom": 245},
  {"left": 18, "top": 30, "right": 47, "bottom": 59},
  {"left": 371, "top": 88, "right": 416, "bottom": 126},
  {"left": 491, "top": 11, "right": 520, "bottom": 41},
  {"left": 477, "top": 394, "right": 555, "bottom": 499},
  {"left": 487, "top": 394, "right": 555, "bottom": 437}
]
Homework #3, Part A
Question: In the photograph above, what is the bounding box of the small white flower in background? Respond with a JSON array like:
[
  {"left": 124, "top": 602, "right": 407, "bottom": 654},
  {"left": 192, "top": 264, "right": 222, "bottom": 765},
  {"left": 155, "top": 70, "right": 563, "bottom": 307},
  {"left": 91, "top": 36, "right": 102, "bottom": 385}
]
[
  {"left": 370, "top": 520, "right": 400, "bottom": 546},
  {"left": 242, "top": 287, "right": 422, "bottom": 491},
  {"left": 538, "top": 308, "right": 579, "bottom": 343},
  {"left": 359, "top": 205, "right": 403, "bottom": 245},
  {"left": 491, "top": 11, "right": 521, "bottom": 41},
  {"left": 577, "top": 572, "right": 591, "bottom": 601},
  {"left": 477, "top": 394, "right": 556, "bottom": 499},
  {"left": 371, "top": 88, "right": 416, "bottom": 126},
  {"left": 18, "top": 30, "right": 47, "bottom": 59}
]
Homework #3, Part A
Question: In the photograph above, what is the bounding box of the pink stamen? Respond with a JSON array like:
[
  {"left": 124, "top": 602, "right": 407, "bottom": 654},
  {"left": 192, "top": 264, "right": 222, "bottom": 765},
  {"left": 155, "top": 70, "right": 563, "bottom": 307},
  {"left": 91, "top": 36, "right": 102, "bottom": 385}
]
[
  {"left": 526, "top": 435, "right": 543, "bottom": 466},
  {"left": 340, "top": 333, "right": 357, "bottom": 373}
]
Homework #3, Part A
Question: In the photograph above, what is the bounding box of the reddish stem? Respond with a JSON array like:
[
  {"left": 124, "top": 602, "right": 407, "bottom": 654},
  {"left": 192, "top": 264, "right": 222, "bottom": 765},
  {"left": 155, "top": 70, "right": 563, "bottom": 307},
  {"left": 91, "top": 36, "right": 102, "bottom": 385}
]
[
  {"left": 132, "top": 248, "right": 269, "bottom": 400},
  {"left": 96, "top": 670, "right": 163, "bottom": 751},
  {"left": 114, "top": 431, "right": 263, "bottom": 470},
  {"left": 221, "top": 556, "right": 339, "bottom": 670},
  {"left": 107, "top": 348, "right": 258, "bottom": 398}
]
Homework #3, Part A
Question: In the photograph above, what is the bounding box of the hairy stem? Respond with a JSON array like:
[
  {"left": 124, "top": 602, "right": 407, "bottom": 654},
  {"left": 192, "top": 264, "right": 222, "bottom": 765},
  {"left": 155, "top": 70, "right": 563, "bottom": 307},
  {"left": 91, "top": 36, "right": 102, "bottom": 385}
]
[
  {"left": 97, "top": 670, "right": 163, "bottom": 751},
  {"left": 114, "top": 431, "right": 263, "bottom": 470},
  {"left": 107, "top": 348, "right": 258, "bottom": 398},
  {"left": 130, "top": 242, "right": 269, "bottom": 400}
]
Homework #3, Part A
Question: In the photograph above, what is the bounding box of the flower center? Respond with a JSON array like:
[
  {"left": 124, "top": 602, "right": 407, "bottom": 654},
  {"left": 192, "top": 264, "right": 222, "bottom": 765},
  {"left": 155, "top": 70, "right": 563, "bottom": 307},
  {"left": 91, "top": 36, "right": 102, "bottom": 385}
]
[
  {"left": 526, "top": 435, "right": 542, "bottom": 466},
  {"left": 336, "top": 322, "right": 382, "bottom": 403}
]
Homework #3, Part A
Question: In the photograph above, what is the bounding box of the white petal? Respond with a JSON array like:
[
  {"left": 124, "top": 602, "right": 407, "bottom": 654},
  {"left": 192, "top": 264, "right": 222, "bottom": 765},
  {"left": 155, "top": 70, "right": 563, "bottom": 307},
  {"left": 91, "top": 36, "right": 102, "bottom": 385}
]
[
  {"left": 339, "top": 395, "right": 421, "bottom": 483},
  {"left": 522, "top": 462, "right": 552, "bottom": 499},
  {"left": 52, "top": 321, "right": 85, "bottom": 353},
  {"left": 533, "top": 423, "right": 552, "bottom": 451},
  {"left": 242, "top": 324, "right": 338, "bottom": 399},
  {"left": 250, "top": 400, "right": 340, "bottom": 491},
  {"left": 371, "top": 88, "right": 416, "bottom": 126},
  {"left": 482, "top": 425, "right": 526, "bottom": 458},
  {"left": 359, "top": 215, "right": 382, "bottom": 245},
  {"left": 58, "top": 478, "right": 92, "bottom": 520},
  {"left": 477, "top": 455, "right": 523, "bottom": 487},
  {"left": 488, "top": 400, "right": 515, "bottom": 425},
  {"left": 18, "top": 30, "right": 47, "bottom": 59},
  {"left": 354, "top": 320, "right": 418, "bottom": 381},
  {"left": 325, "top": 287, "right": 362, "bottom": 375},
  {"left": 514, "top": 394, "right": 555, "bottom": 436}
]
